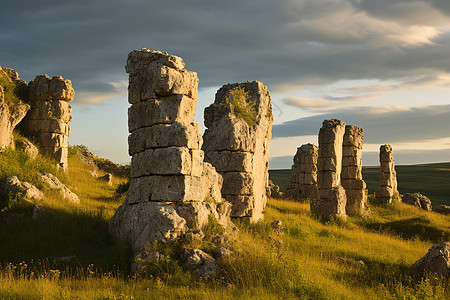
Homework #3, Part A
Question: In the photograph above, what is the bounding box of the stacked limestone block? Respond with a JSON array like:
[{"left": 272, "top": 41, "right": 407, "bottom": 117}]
[
  {"left": 285, "top": 144, "right": 319, "bottom": 200},
  {"left": 341, "top": 125, "right": 369, "bottom": 216},
  {"left": 375, "top": 144, "right": 399, "bottom": 204},
  {"left": 203, "top": 81, "right": 273, "bottom": 222},
  {"left": 22, "top": 75, "right": 74, "bottom": 169},
  {"left": 311, "top": 119, "right": 347, "bottom": 220},
  {"left": 109, "top": 49, "right": 232, "bottom": 254}
]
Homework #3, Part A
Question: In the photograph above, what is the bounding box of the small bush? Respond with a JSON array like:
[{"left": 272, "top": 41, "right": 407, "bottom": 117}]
[{"left": 223, "top": 86, "right": 257, "bottom": 126}]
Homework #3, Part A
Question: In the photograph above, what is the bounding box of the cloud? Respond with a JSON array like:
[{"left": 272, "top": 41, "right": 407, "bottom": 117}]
[
  {"left": 282, "top": 93, "right": 381, "bottom": 110},
  {"left": 272, "top": 104, "right": 450, "bottom": 144},
  {"left": 0, "top": 0, "right": 450, "bottom": 108}
]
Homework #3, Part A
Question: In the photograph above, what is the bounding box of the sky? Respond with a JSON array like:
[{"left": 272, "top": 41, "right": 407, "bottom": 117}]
[{"left": 1, "top": 0, "right": 450, "bottom": 169}]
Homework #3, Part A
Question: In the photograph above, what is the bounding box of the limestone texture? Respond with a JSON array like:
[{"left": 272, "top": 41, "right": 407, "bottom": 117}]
[
  {"left": 0, "top": 67, "right": 30, "bottom": 149},
  {"left": 109, "top": 49, "right": 233, "bottom": 254},
  {"left": 412, "top": 242, "right": 450, "bottom": 276},
  {"left": 22, "top": 75, "right": 74, "bottom": 170},
  {"left": 285, "top": 143, "right": 319, "bottom": 200},
  {"left": 311, "top": 119, "right": 347, "bottom": 220},
  {"left": 374, "top": 145, "right": 399, "bottom": 204},
  {"left": 38, "top": 173, "right": 79, "bottom": 204},
  {"left": 0, "top": 176, "right": 43, "bottom": 202},
  {"left": 341, "top": 125, "right": 369, "bottom": 216},
  {"left": 203, "top": 81, "right": 273, "bottom": 222},
  {"left": 402, "top": 193, "right": 432, "bottom": 211}
]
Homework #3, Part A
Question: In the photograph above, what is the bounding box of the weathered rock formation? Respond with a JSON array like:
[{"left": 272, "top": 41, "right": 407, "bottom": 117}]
[
  {"left": 109, "top": 49, "right": 233, "bottom": 253},
  {"left": 412, "top": 242, "right": 450, "bottom": 276},
  {"left": 285, "top": 144, "right": 319, "bottom": 200},
  {"left": 22, "top": 75, "right": 74, "bottom": 170},
  {"left": 311, "top": 119, "right": 347, "bottom": 220},
  {"left": 375, "top": 145, "right": 399, "bottom": 204},
  {"left": 0, "top": 176, "right": 43, "bottom": 202},
  {"left": 0, "top": 67, "right": 30, "bottom": 149},
  {"left": 402, "top": 193, "right": 432, "bottom": 211},
  {"left": 341, "top": 126, "right": 369, "bottom": 216},
  {"left": 202, "top": 81, "right": 273, "bottom": 222}
]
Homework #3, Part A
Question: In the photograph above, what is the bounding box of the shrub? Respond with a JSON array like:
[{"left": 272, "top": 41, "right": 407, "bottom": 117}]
[{"left": 223, "top": 86, "right": 257, "bottom": 126}]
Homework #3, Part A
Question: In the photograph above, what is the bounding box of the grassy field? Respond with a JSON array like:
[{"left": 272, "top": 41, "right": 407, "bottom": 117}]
[
  {"left": 270, "top": 162, "right": 450, "bottom": 206},
  {"left": 1, "top": 146, "right": 449, "bottom": 299}
]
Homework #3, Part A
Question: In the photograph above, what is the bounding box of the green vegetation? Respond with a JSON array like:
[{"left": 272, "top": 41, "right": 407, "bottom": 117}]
[
  {"left": 1, "top": 146, "right": 449, "bottom": 299},
  {"left": 270, "top": 162, "right": 450, "bottom": 206},
  {"left": 223, "top": 86, "right": 257, "bottom": 126},
  {"left": 0, "top": 68, "right": 28, "bottom": 106}
]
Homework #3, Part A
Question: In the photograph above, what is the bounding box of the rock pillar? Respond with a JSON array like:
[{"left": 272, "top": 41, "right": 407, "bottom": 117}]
[
  {"left": 109, "top": 49, "right": 232, "bottom": 253},
  {"left": 375, "top": 144, "right": 399, "bottom": 204},
  {"left": 0, "top": 67, "right": 30, "bottom": 149},
  {"left": 203, "top": 81, "right": 273, "bottom": 222},
  {"left": 341, "top": 125, "right": 369, "bottom": 216},
  {"left": 311, "top": 119, "right": 347, "bottom": 220},
  {"left": 22, "top": 75, "right": 74, "bottom": 169},
  {"left": 285, "top": 143, "right": 319, "bottom": 200}
]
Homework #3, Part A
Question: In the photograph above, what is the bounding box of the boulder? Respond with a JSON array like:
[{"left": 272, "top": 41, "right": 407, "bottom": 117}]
[
  {"left": 402, "top": 193, "right": 432, "bottom": 211},
  {"left": 38, "top": 173, "right": 79, "bottom": 204},
  {"left": 98, "top": 173, "right": 113, "bottom": 185},
  {"left": 109, "top": 202, "right": 186, "bottom": 253},
  {"left": 412, "top": 242, "right": 450, "bottom": 276},
  {"left": 15, "top": 139, "right": 39, "bottom": 159},
  {"left": 0, "top": 176, "right": 43, "bottom": 201}
]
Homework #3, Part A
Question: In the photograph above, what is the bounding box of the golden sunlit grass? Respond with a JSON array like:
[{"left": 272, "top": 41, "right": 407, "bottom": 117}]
[{"left": 0, "top": 145, "right": 449, "bottom": 299}]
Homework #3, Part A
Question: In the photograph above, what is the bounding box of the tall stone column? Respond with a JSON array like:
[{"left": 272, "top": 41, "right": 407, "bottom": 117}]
[
  {"left": 285, "top": 143, "right": 319, "bottom": 200},
  {"left": 202, "top": 81, "right": 273, "bottom": 222},
  {"left": 23, "top": 75, "right": 74, "bottom": 170},
  {"left": 311, "top": 119, "right": 347, "bottom": 220},
  {"left": 109, "top": 49, "right": 232, "bottom": 254},
  {"left": 341, "top": 125, "right": 369, "bottom": 216},
  {"left": 375, "top": 144, "right": 399, "bottom": 204}
]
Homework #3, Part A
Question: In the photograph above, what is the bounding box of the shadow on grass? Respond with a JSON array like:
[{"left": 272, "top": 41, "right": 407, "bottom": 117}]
[
  {"left": 363, "top": 216, "right": 450, "bottom": 244},
  {"left": 0, "top": 204, "right": 132, "bottom": 274}
]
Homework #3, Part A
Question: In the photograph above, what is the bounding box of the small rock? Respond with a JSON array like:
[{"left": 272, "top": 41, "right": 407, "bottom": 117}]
[
  {"left": 412, "top": 242, "right": 450, "bottom": 276},
  {"left": 271, "top": 219, "right": 282, "bottom": 232},
  {"left": 98, "top": 173, "right": 113, "bottom": 185},
  {"left": 338, "top": 257, "right": 366, "bottom": 268},
  {"left": 433, "top": 205, "right": 450, "bottom": 215},
  {"left": 89, "top": 170, "right": 98, "bottom": 178},
  {"left": 16, "top": 139, "right": 39, "bottom": 159},
  {"left": 32, "top": 205, "right": 46, "bottom": 220},
  {"left": 183, "top": 249, "right": 217, "bottom": 277},
  {"left": 216, "top": 246, "right": 233, "bottom": 259},
  {"left": 184, "top": 231, "right": 205, "bottom": 243}
]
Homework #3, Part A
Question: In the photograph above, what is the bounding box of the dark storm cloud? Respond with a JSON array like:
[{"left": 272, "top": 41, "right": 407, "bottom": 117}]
[
  {"left": 1, "top": 0, "right": 450, "bottom": 105},
  {"left": 272, "top": 104, "right": 450, "bottom": 144}
]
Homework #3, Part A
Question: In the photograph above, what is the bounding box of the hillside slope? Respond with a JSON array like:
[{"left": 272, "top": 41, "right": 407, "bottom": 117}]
[{"left": 0, "top": 147, "right": 449, "bottom": 299}]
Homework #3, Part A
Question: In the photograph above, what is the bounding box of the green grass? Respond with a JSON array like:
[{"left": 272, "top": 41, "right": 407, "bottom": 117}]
[
  {"left": 270, "top": 162, "right": 450, "bottom": 206},
  {"left": 1, "top": 146, "right": 449, "bottom": 299},
  {"left": 223, "top": 86, "right": 257, "bottom": 126}
]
